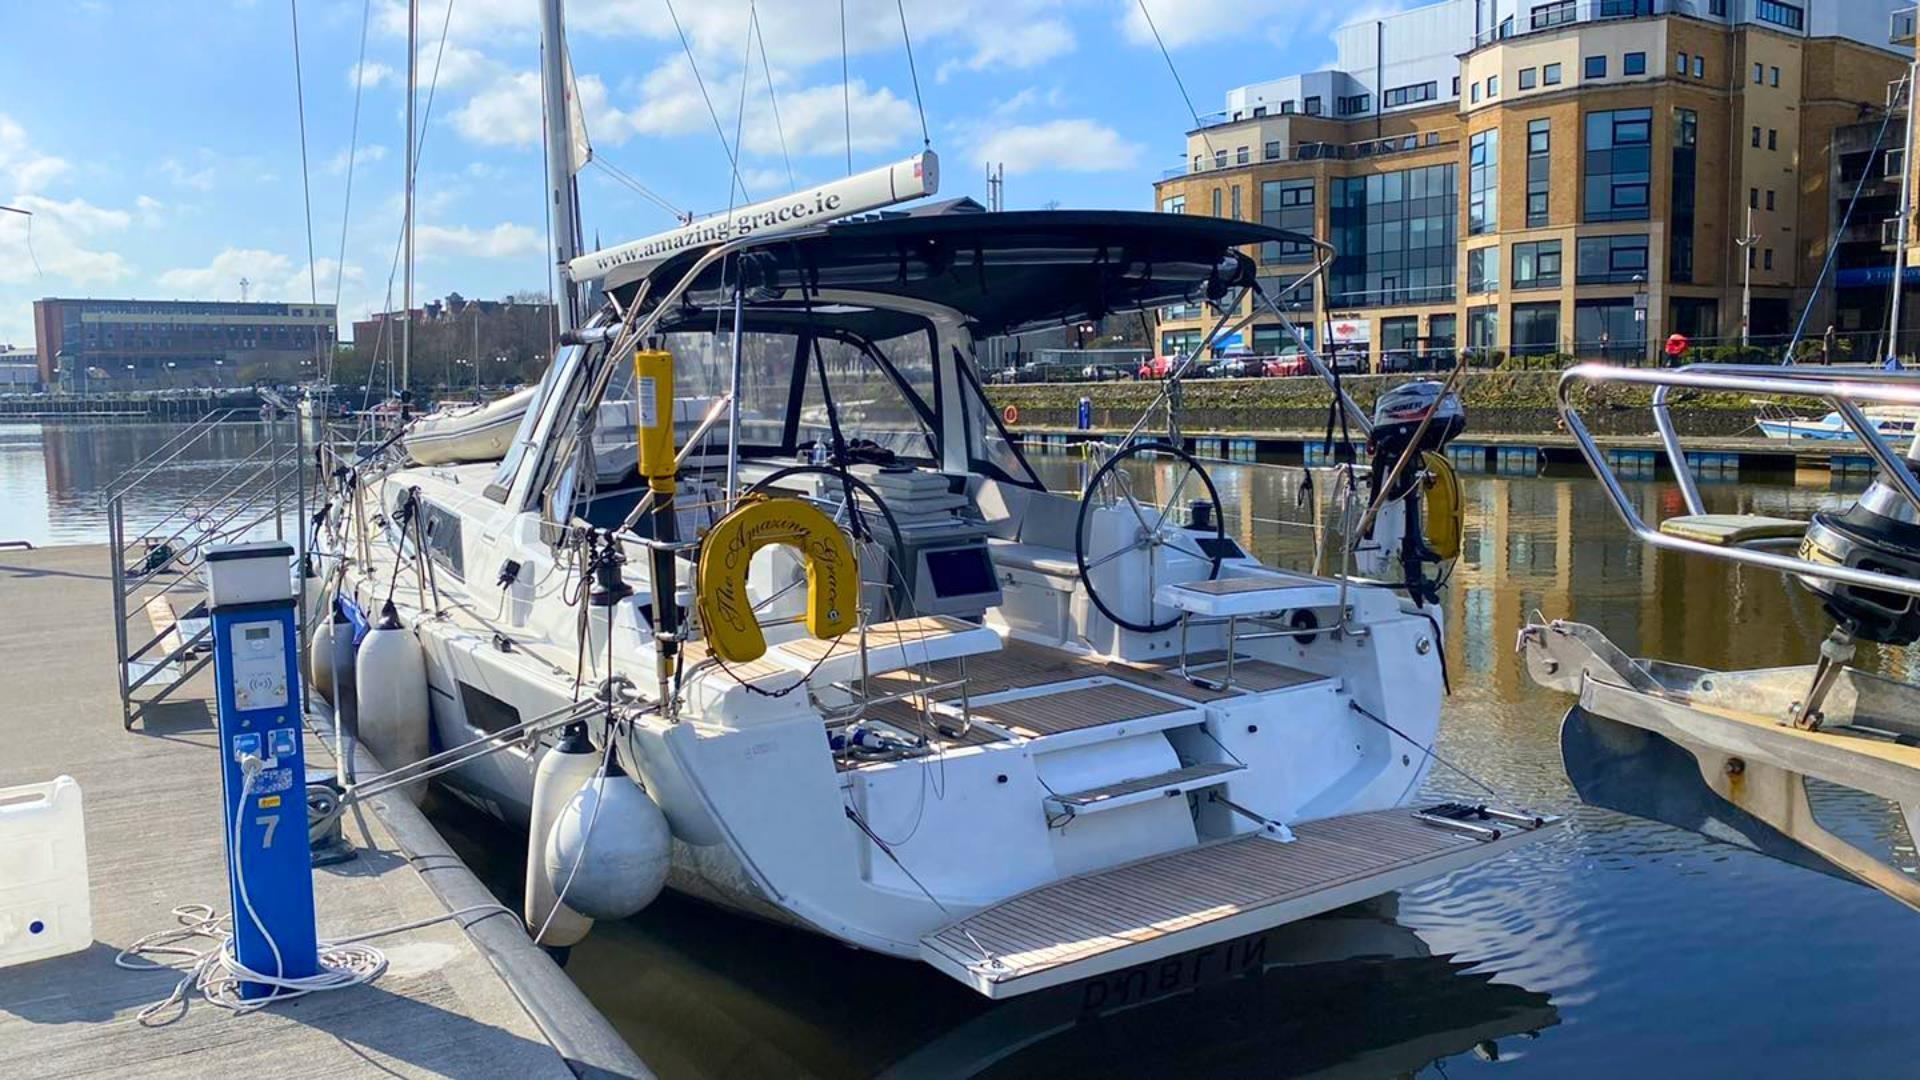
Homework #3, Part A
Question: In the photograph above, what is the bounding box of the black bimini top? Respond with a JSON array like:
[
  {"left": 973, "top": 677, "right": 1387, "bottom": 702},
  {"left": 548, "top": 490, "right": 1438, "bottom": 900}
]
[{"left": 616, "top": 200, "right": 1315, "bottom": 340}]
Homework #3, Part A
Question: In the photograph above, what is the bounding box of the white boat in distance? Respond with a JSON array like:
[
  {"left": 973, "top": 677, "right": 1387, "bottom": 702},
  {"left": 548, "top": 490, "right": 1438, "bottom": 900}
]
[{"left": 1754, "top": 399, "right": 1920, "bottom": 441}]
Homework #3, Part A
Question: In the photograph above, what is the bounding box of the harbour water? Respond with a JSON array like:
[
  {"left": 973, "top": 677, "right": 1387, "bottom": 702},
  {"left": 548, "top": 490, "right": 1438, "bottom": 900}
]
[{"left": 18, "top": 419, "right": 1920, "bottom": 1077}]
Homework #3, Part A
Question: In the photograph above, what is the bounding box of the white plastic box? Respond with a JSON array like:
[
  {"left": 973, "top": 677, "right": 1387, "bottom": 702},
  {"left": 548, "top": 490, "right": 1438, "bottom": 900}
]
[{"left": 0, "top": 775, "right": 93, "bottom": 968}]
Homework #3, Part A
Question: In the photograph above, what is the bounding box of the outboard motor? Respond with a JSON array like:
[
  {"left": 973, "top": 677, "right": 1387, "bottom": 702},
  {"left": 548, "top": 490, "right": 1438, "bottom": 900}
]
[
  {"left": 1790, "top": 465, "right": 1920, "bottom": 728},
  {"left": 1367, "top": 380, "right": 1466, "bottom": 606}
]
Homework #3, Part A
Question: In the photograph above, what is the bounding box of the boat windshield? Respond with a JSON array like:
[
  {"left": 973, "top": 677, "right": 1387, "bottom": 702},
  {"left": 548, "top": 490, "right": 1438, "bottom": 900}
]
[
  {"left": 485, "top": 341, "right": 579, "bottom": 502},
  {"left": 596, "top": 322, "right": 939, "bottom": 464}
]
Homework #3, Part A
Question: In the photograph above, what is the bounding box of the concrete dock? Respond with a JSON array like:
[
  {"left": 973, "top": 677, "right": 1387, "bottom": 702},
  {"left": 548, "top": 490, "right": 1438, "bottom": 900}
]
[{"left": 0, "top": 545, "right": 648, "bottom": 1078}]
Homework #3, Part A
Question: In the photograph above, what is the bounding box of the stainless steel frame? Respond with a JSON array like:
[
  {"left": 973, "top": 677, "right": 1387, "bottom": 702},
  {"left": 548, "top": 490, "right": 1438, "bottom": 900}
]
[{"left": 1560, "top": 362, "right": 1920, "bottom": 600}]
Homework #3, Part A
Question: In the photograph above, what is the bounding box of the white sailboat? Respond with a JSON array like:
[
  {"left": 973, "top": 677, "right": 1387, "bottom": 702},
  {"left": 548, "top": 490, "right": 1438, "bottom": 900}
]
[{"left": 310, "top": 2, "right": 1554, "bottom": 999}]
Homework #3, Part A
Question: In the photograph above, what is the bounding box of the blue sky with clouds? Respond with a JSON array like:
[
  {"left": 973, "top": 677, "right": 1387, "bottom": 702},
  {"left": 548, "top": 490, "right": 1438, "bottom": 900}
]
[{"left": 0, "top": 0, "right": 1368, "bottom": 347}]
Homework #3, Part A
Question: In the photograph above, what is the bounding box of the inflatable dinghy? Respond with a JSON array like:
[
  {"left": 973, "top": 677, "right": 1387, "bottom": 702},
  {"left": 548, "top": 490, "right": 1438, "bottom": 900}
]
[{"left": 403, "top": 387, "right": 533, "bottom": 465}]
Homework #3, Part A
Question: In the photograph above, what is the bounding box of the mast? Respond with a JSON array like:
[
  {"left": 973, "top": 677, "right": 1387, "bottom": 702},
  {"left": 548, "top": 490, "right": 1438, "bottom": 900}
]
[
  {"left": 402, "top": 0, "right": 416, "bottom": 393},
  {"left": 1891, "top": 63, "right": 1917, "bottom": 374},
  {"left": 540, "top": 0, "right": 583, "bottom": 335}
]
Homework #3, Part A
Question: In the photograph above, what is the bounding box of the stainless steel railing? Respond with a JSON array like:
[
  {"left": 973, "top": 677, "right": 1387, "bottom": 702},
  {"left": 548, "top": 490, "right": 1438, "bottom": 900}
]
[{"left": 1561, "top": 362, "right": 1920, "bottom": 600}]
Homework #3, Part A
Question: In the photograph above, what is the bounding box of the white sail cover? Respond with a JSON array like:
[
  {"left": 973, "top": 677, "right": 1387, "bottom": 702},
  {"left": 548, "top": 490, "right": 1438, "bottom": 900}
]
[{"left": 567, "top": 151, "right": 939, "bottom": 289}]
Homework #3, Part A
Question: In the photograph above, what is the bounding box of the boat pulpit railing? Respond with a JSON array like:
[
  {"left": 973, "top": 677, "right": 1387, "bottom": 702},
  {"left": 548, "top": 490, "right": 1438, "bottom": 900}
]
[{"left": 1559, "top": 362, "right": 1920, "bottom": 602}]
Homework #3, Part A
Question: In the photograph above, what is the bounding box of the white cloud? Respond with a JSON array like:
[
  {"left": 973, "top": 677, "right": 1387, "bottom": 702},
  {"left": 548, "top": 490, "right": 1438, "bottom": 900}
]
[
  {"left": 0, "top": 114, "right": 71, "bottom": 195},
  {"left": 325, "top": 143, "right": 389, "bottom": 175},
  {"left": 936, "top": 18, "right": 1075, "bottom": 82},
  {"left": 156, "top": 248, "right": 367, "bottom": 303},
  {"left": 970, "top": 119, "right": 1141, "bottom": 174},
  {"left": 414, "top": 222, "right": 541, "bottom": 259},
  {"left": 160, "top": 157, "right": 218, "bottom": 191},
  {"left": 348, "top": 60, "right": 398, "bottom": 89},
  {"left": 991, "top": 86, "right": 1067, "bottom": 117},
  {"left": 619, "top": 61, "right": 914, "bottom": 160},
  {"left": 0, "top": 194, "right": 135, "bottom": 287}
]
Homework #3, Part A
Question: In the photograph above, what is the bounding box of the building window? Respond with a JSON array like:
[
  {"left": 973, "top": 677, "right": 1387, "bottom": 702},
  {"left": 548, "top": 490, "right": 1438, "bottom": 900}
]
[
  {"left": 1751, "top": 126, "right": 1761, "bottom": 148},
  {"left": 1429, "top": 313, "right": 1458, "bottom": 352},
  {"left": 1329, "top": 163, "right": 1458, "bottom": 308},
  {"left": 1252, "top": 106, "right": 1267, "bottom": 118},
  {"left": 1384, "top": 82, "right": 1437, "bottom": 108},
  {"left": 1766, "top": 189, "right": 1776, "bottom": 210},
  {"left": 1692, "top": 55, "right": 1704, "bottom": 78},
  {"left": 1576, "top": 298, "right": 1644, "bottom": 360},
  {"left": 1215, "top": 149, "right": 1228, "bottom": 168},
  {"left": 1770, "top": 66, "right": 1781, "bottom": 87},
  {"left": 1261, "top": 178, "right": 1315, "bottom": 263},
  {"left": 1676, "top": 51, "right": 1689, "bottom": 75},
  {"left": 1231, "top": 186, "right": 1242, "bottom": 219},
  {"left": 1469, "top": 129, "right": 1498, "bottom": 235},
  {"left": 1512, "top": 302, "right": 1561, "bottom": 357},
  {"left": 1212, "top": 188, "right": 1223, "bottom": 217},
  {"left": 1710, "top": 0, "right": 1727, "bottom": 13},
  {"left": 1756, "top": 1, "right": 1803, "bottom": 31},
  {"left": 1625, "top": 52, "right": 1646, "bottom": 76},
  {"left": 1487, "top": 75, "right": 1499, "bottom": 98},
  {"left": 1532, "top": 1, "right": 1576, "bottom": 29},
  {"left": 1161, "top": 194, "right": 1186, "bottom": 215},
  {"left": 1768, "top": 129, "right": 1777, "bottom": 151},
  {"left": 1585, "top": 55, "right": 1607, "bottom": 79},
  {"left": 1576, "top": 234, "right": 1650, "bottom": 284},
  {"left": 1467, "top": 246, "right": 1499, "bottom": 293},
  {"left": 1264, "top": 140, "right": 1281, "bottom": 160},
  {"left": 1520, "top": 67, "right": 1537, "bottom": 90},
  {"left": 1452, "top": 76, "right": 1461, "bottom": 97},
  {"left": 1528, "top": 118, "right": 1551, "bottom": 227},
  {"left": 1236, "top": 146, "right": 1249, "bottom": 165},
  {"left": 1764, "top": 248, "right": 1774, "bottom": 271},
  {"left": 1513, "top": 240, "right": 1562, "bottom": 290},
  {"left": 1753, "top": 62, "right": 1764, "bottom": 85},
  {"left": 1471, "top": 82, "right": 1482, "bottom": 104},
  {"left": 1467, "top": 305, "right": 1499, "bottom": 355},
  {"left": 1544, "top": 63, "right": 1563, "bottom": 86},
  {"left": 1672, "top": 108, "right": 1698, "bottom": 282},
  {"left": 1585, "top": 108, "right": 1652, "bottom": 222},
  {"left": 1281, "top": 101, "right": 1297, "bottom": 114},
  {"left": 1304, "top": 96, "right": 1322, "bottom": 115},
  {"left": 1382, "top": 316, "right": 1420, "bottom": 354},
  {"left": 1750, "top": 187, "right": 1759, "bottom": 209}
]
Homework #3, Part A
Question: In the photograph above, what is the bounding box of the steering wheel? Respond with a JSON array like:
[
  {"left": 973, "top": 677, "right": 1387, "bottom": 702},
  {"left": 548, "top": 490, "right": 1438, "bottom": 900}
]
[
  {"left": 1075, "top": 441, "right": 1226, "bottom": 634},
  {"left": 745, "top": 464, "right": 910, "bottom": 605}
]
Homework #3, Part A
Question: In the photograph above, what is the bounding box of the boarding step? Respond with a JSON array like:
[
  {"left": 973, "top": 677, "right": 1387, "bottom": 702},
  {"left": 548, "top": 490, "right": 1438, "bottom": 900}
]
[
  {"left": 1156, "top": 573, "right": 1345, "bottom": 618},
  {"left": 921, "top": 807, "right": 1558, "bottom": 998},
  {"left": 1044, "top": 761, "right": 1245, "bottom": 818},
  {"left": 1656, "top": 513, "right": 1807, "bottom": 547},
  {"left": 965, "top": 680, "right": 1206, "bottom": 749}
]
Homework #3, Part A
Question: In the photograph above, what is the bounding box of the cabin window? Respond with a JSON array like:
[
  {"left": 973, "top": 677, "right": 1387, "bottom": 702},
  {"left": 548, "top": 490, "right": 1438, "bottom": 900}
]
[{"left": 796, "top": 330, "right": 940, "bottom": 462}]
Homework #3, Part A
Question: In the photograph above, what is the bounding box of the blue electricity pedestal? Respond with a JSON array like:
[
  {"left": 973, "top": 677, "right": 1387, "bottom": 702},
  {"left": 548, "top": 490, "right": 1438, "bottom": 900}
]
[{"left": 206, "top": 540, "right": 319, "bottom": 999}]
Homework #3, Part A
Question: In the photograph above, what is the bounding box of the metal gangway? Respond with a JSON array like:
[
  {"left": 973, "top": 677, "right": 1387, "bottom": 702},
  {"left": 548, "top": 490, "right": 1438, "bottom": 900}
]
[{"left": 107, "top": 408, "right": 310, "bottom": 728}]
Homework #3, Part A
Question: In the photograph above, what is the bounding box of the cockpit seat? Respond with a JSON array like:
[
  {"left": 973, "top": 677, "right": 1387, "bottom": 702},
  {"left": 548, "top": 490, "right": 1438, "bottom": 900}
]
[{"left": 974, "top": 478, "right": 1083, "bottom": 579}]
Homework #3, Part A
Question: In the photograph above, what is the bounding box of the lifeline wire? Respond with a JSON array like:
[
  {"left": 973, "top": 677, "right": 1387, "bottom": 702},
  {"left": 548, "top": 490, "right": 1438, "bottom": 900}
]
[
  {"left": 1134, "top": 0, "right": 1214, "bottom": 160},
  {"left": 894, "top": 0, "right": 930, "bottom": 149}
]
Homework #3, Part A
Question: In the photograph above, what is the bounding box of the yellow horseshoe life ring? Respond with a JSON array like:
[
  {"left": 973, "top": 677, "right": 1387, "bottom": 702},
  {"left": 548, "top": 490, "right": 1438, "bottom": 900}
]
[
  {"left": 697, "top": 495, "right": 858, "bottom": 663},
  {"left": 1421, "top": 451, "right": 1463, "bottom": 561},
  {"left": 1002, "top": 403, "right": 1020, "bottom": 425}
]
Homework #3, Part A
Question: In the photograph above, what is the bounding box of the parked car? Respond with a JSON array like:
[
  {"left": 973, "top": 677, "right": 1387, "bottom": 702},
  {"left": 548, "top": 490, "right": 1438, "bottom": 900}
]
[
  {"left": 1079, "top": 363, "right": 1132, "bottom": 382},
  {"left": 1137, "top": 355, "right": 1176, "bottom": 379},
  {"left": 1379, "top": 348, "right": 1419, "bottom": 373},
  {"left": 1329, "top": 349, "right": 1367, "bottom": 375},
  {"left": 1264, "top": 350, "right": 1311, "bottom": 378}
]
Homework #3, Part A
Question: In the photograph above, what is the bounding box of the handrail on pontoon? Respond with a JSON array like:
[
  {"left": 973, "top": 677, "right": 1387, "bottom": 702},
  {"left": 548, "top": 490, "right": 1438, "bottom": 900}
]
[{"left": 1560, "top": 362, "right": 1920, "bottom": 600}]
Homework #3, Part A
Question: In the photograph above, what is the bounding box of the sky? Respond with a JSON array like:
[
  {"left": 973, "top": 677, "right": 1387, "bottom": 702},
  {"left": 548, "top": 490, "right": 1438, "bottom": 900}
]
[{"left": 0, "top": 0, "right": 1387, "bottom": 347}]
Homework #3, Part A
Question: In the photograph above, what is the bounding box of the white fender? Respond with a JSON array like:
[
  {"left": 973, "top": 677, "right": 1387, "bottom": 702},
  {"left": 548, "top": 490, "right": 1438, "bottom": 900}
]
[
  {"left": 354, "top": 601, "right": 431, "bottom": 802},
  {"left": 525, "top": 726, "right": 599, "bottom": 947},
  {"left": 544, "top": 763, "right": 670, "bottom": 922}
]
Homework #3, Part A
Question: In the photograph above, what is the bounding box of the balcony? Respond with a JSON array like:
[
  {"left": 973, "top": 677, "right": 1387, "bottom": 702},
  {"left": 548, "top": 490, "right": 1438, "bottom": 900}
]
[
  {"left": 1161, "top": 132, "right": 1459, "bottom": 180},
  {"left": 1470, "top": 0, "right": 1696, "bottom": 51}
]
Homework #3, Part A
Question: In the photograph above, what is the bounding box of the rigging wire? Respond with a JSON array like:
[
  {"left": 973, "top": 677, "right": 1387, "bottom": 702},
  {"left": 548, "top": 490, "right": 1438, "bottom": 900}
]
[
  {"left": 0, "top": 206, "right": 39, "bottom": 279},
  {"left": 751, "top": 4, "right": 795, "bottom": 190},
  {"left": 893, "top": 0, "right": 930, "bottom": 149},
  {"left": 589, "top": 155, "right": 687, "bottom": 221},
  {"left": 663, "top": 0, "right": 750, "bottom": 205},
  {"left": 840, "top": 0, "right": 852, "bottom": 175},
  {"left": 288, "top": 0, "right": 328, "bottom": 393},
  {"left": 1133, "top": 0, "right": 1215, "bottom": 159},
  {"left": 727, "top": 0, "right": 756, "bottom": 217},
  {"left": 328, "top": 0, "right": 375, "bottom": 392}
]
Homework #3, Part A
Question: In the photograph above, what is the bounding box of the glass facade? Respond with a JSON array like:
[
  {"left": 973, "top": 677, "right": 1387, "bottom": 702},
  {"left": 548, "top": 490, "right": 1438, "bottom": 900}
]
[
  {"left": 1527, "top": 119, "right": 1550, "bottom": 227},
  {"left": 1329, "top": 163, "right": 1458, "bottom": 308},
  {"left": 1671, "top": 108, "right": 1698, "bottom": 282},
  {"left": 1469, "top": 130, "right": 1498, "bottom": 235},
  {"left": 1512, "top": 302, "right": 1561, "bottom": 357},
  {"left": 1260, "top": 179, "right": 1316, "bottom": 263},
  {"left": 1576, "top": 298, "right": 1645, "bottom": 360},
  {"left": 1576, "top": 235, "right": 1650, "bottom": 284},
  {"left": 1585, "top": 108, "right": 1653, "bottom": 222}
]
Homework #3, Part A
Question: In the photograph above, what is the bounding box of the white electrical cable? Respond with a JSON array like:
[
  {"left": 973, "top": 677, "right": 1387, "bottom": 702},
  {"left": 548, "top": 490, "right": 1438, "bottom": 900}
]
[{"left": 116, "top": 757, "right": 513, "bottom": 1025}]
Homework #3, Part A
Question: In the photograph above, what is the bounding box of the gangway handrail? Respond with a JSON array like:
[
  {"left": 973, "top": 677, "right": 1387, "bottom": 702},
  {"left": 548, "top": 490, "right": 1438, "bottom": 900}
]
[
  {"left": 1560, "top": 362, "right": 1920, "bottom": 600},
  {"left": 122, "top": 436, "right": 290, "bottom": 554},
  {"left": 104, "top": 408, "right": 245, "bottom": 498}
]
